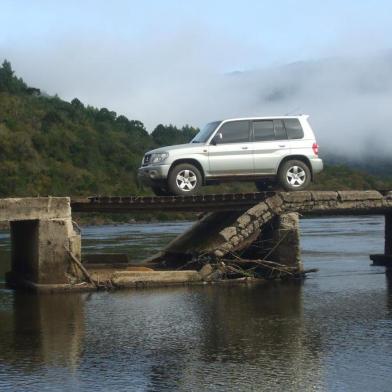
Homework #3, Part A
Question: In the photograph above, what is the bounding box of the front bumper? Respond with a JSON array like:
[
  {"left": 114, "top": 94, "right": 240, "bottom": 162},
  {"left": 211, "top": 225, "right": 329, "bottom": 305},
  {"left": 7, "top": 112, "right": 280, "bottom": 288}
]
[
  {"left": 137, "top": 164, "right": 170, "bottom": 186},
  {"left": 310, "top": 158, "right": 324, "bottom": 175}
]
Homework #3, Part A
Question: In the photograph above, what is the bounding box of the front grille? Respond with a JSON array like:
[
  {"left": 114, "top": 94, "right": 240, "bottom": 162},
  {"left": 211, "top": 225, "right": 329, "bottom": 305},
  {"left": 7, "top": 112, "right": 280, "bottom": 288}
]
[{"left": 143, "top": 154, "right": 151, "bottom": 166}]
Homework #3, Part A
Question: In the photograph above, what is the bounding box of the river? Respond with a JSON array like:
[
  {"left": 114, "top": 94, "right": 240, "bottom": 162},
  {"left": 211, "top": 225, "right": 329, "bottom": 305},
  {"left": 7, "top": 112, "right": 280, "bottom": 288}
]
[{"left": 0, "top": 216, "right": 391, "bottom": 391}]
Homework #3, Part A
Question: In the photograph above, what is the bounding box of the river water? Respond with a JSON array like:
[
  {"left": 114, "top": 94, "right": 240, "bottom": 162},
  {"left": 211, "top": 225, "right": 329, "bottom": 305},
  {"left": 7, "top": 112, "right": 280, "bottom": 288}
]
[{"left": 0, "top": 216, "right": 391, "bottom": 392}]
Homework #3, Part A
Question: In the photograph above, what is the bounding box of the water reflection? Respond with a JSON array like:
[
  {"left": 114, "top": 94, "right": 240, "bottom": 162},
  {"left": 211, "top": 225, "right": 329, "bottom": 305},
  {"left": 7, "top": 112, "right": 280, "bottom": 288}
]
[
  {"left": 0, "top": 293, "right": 84, "bottom": 370},
  {"left": 0, "top": 230, "right": 10, "bottom": 285},
  {"left": 186, "top": 283, "right": 323, "bottom": 391},
  {"left": 385, "top": 270, "right": 392, "bottom": 314},
  {"left": 1, "top": 216, "right": 392, "bottom": 391},
  {"left": 49, "top": 283, "right": 323, "bottom": 392},
  {"left": 0, "top": 282, "right": 325, "bottom": 391},
  {"left": 199, "top": 283, "right": 306, "bottom": 360}
]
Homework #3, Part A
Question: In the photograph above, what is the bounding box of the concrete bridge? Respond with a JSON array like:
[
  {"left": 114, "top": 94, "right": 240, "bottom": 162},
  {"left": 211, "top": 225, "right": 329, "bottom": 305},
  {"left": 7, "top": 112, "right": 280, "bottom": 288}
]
[
  {"left": 70, "top": 190, "right": 392, "bottom": 214},
  {"left": 2, "top": 190, "right": 392, "bottom": 291}
]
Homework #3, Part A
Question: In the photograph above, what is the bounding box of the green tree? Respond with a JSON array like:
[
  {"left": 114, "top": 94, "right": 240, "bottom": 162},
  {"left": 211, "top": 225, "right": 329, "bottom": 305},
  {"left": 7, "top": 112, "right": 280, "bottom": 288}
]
[
  {"left": 0, "top": 60, "right": 28, "bottom": 93},
  {"left": 151, "top": 124, "right": 198, "bottom": 146}
]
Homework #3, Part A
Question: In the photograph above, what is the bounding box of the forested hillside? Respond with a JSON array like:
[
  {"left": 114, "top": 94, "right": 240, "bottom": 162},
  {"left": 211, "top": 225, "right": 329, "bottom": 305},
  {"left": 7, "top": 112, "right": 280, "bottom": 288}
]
[
  {"left": 0, "top": 60, "right": 197, "bottom": 196},
  {"left": 0, "top": 59, "right": 390, "bottom": 198}
]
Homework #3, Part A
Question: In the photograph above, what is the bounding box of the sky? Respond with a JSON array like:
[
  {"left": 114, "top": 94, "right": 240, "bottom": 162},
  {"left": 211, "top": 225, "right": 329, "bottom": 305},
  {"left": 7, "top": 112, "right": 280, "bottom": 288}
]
[{"left": 1, "top": 0, "right": 392, "bottom": 155}]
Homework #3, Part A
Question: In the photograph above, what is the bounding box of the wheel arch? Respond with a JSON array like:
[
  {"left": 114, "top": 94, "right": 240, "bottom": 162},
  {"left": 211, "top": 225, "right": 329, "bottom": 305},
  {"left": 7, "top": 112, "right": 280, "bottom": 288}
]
[
  {"left": 169, "top": 159, "right": 205, "bottom": 183},
  {"left": 277, "top": 155, "right": 313, "bottom": 180}
]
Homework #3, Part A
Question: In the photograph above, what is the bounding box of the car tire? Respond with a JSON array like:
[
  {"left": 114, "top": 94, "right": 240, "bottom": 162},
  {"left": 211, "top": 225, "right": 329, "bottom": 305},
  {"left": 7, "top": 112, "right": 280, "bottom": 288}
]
[
  {"left": 278, "top": 160, "right": 311, "bottom": 191},
  {"left": 151, "top": 186, "right": 173, "bottom": 196},
  {"left": 168, "top": 163, "right": 202, "bottom": 195}
]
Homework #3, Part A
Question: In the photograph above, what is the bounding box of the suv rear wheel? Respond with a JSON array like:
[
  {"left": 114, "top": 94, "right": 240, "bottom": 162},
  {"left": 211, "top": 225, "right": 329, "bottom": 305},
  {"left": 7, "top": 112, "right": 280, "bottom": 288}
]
[
  {"left": 278, "top": 160, "right": 311, "bottom": 191},
  {"left": 168, "top": 163, "right": 202, "bottom": 195}
]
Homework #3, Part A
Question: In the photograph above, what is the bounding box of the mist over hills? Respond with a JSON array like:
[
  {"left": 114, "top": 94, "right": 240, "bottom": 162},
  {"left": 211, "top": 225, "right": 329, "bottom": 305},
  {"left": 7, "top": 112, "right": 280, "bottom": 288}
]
[
  {"left": 322, "top": 152, "right": 392, "bottom": 179},
  {"left": 218, "top": 51, "right": 392, "bottom": 160},
  {"left": 0, "top": 59, "right": 391, "bottom": 197},
  {"left": 8, "top": 40, "right": 392, "bottom": 160},
  {"left": 213, "top": 50, "right": 392, "bottom": 177}
]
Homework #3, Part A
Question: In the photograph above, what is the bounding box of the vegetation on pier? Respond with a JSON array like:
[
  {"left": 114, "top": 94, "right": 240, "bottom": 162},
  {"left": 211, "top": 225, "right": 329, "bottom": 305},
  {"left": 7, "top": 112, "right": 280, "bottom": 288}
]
[{"left": 0, "top": 59, "right": 391, "bottom": 200}]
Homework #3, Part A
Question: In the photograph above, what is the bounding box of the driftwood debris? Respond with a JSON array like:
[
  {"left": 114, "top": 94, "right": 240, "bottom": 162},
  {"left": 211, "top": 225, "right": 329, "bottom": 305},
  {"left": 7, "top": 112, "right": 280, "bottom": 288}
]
[
  {"left": 195, "top": 256, "right": 317, "bottom": 281},
  {"left": 65, "top": 246, "right": 97, "bottom": 287}
]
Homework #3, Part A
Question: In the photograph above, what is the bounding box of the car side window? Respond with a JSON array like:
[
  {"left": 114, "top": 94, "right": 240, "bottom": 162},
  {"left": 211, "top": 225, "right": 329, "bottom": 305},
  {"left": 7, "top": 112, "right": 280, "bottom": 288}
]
[
  {"left": 214, "top": 120, "right": 250, "bottom": 144},
  {"left": 253, "top": 120, "right": 275, "bottom": 141},
  {"left": 284, "top": 118, "right": 304, "bottom": 139},
  {"left": 273, "top": 119, "right": 288, "bottom": 140}
]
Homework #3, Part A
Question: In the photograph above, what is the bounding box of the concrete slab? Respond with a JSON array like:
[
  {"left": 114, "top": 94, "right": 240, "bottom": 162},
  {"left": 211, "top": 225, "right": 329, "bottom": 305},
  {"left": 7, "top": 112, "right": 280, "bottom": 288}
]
[
  {"left": 280, "top": 192, "right": 312, "bottom": 203},
  {"left": 112, "top": 270, "right": 202, "bottom": 288},
  {"left": 0, "top": 197, "right": 71, "bottom": 222},
  {"left": 311, "top": 191, "right": 338, "bottom": 201},
  {"left": 338, "top": 190, "right": 383, "bottom": 201}
]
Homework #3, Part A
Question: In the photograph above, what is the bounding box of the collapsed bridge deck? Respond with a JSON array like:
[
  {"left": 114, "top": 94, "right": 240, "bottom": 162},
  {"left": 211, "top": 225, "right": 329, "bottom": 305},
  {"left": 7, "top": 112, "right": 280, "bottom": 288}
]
[
  {"left": 2, "top": 190, "right": 391, "bottom": 291},
  {"left": 72, "top": 190, "right": 392, "bottom": 276}
]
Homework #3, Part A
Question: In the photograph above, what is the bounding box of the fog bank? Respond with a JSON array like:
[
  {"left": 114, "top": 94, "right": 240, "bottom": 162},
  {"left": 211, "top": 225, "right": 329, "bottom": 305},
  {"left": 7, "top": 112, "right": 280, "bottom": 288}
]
[{"left": 2, "top": 37, "right": 392, "bottom": 158}]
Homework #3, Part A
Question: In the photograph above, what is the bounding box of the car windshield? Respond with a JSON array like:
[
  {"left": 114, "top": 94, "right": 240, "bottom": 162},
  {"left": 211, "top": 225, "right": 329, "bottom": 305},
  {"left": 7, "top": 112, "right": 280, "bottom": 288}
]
[{"left": 191, "top": 121, "right": 221, "bottom": 143}]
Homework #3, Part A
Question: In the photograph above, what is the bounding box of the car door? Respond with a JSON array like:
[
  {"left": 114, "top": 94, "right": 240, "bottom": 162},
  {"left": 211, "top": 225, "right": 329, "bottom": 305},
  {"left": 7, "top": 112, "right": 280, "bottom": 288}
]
[
  {"left": 252, "top": 119, "right": 291, "bottom": 175},
  {"left": 207, "top": 120, "right": 253, "bottom": 177}
]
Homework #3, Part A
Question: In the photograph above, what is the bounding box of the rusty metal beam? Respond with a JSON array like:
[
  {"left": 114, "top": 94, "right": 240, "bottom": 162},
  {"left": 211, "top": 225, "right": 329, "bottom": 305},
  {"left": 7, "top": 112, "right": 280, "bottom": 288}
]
[
  {"left": 71, "top": 192, "right": 274, "bottom": 213},
  {"left": 71, "top": 190, "right": 392, "bottom": 214}
]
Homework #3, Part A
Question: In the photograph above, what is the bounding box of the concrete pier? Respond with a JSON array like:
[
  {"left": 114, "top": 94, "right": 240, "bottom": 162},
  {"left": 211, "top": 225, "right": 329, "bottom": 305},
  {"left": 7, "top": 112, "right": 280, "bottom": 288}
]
[
  {"left": 10, "top": 219, "right": 81, "bottom": 286},
  {"left": 370, "top": 213, "right": 392, "bottom": 267},
  {"left": 2, "top": 198, "right": 81, "bottom": 290},
  {"left": 270, "top": 213, "right": 302, "bottom": 270}
]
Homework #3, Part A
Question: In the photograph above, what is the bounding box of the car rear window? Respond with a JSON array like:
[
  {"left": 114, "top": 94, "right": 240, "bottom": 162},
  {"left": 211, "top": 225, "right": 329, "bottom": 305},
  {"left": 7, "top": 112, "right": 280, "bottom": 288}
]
[
  {"left": 252, "top": 119, "right": 288, "bottom": 141},
  {"left": 273, "top": 119, "right": 287, "bottom": 140},
  {"left": 284, "top": 118, "right": 304, "bottom": 139}
]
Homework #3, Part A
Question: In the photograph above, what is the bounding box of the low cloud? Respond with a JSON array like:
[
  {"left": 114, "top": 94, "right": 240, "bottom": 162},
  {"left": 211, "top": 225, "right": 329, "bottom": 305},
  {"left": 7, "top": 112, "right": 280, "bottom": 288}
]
[{"left": 2, "top": 32, "right": 392, "bottom": 159}]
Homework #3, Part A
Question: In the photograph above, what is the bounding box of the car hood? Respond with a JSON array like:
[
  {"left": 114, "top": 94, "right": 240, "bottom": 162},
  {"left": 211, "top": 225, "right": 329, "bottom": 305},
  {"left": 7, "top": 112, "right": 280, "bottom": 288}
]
[{"left": 146, "top": 143, "right": 205, "bottom": 154}]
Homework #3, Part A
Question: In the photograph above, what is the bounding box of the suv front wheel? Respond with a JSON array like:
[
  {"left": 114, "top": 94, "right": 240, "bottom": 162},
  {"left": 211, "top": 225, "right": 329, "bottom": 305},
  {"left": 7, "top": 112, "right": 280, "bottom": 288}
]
[
  {"left": 278, "top": 160, "right": 311, "bottom": 191},
  {"left": 168, "top": 163, "right": 202, "bottom": 195}
]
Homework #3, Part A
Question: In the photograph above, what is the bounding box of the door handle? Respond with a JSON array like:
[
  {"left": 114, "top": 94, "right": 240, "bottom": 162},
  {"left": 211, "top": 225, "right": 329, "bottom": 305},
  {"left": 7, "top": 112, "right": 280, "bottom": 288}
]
[
  {"left": 278, "top": 144, "right": 286, "bottom": 147},
  {"left": 241, "top": 146, "right": 248, "bottom": 150}
]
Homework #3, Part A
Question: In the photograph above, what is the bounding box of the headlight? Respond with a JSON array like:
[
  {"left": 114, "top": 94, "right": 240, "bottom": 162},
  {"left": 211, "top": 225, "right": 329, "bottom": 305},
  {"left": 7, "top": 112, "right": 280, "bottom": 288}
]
[{"left": 150, "top": 152, "right": 169, "bottom": 164}]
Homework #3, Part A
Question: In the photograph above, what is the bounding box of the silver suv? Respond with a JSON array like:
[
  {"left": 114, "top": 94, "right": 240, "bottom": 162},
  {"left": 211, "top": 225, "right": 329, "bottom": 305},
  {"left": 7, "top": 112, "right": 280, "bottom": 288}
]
[{"left": 138, "top": 115, "right": 323, "bottom": 196}]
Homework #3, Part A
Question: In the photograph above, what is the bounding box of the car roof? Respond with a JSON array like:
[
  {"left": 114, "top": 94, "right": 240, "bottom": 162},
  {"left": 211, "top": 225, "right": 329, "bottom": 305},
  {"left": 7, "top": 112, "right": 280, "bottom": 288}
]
[{"left": 220, "top": 114, "right": 309, "bottom": 122}]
